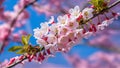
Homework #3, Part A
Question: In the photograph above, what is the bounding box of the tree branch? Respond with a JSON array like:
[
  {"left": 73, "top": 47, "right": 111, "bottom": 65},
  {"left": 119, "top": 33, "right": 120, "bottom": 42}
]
[
  {"left": 86, "top": 0, "right": 120, "bottom": 22},
  {"left": 7, "top": 56, "right": 27, "bottom": 68}
]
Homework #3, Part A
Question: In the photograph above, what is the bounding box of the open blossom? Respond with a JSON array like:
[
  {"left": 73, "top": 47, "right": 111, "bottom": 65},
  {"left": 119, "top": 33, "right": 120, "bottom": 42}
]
[
  {"left": 58, "top": 35, "right": 69, "bottom": 46},
  {"left": 33, "top": 22, "right": 49, "bottom": 39},
  {"left": 40, "top": 22, "right": 49, "bottom": 33},
  {"left": 47, "top": 34, "right": 57, "bottom": 44},
  {"left": 57, "top": 15, "right": 68, "bottom": 26},
  {"left": 49, "top": 23, "right": 58, "bottom": 35},
  {"left": 37, "top": 38, "right": 48, "bottom": 46},
  {"left": 74, "top": 29, "right": 83, "bottom": 44},
  {"left": 66, "top": 18, "right": 79, "bottom": 30},
  {"left": 69, "top": 6, "right": 81, "bottom": 19},
  {"left": 84, "top": 32, "right": 93, "bottom": 39},
  {"left": 82, "top": 8, "right": 94, "bottom": 20},
  {"left": 97, "top": 18, "right": 114, "bottom": 30},
  {"left": 48, "top": 16, "right": 55, "bottom": 24}
]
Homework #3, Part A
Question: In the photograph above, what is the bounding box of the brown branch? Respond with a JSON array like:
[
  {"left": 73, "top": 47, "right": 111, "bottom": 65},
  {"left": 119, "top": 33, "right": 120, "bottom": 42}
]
[
  {"left": 86, "top": 0, "right": 120, "bottom": 22},
  {"left": 7, "top": 56, "right": 27, "bottom": 68},
  {"left": 0, "top": 0, "right": 38, "bottom": 52},
  {"left": 5, "top": 0, "right": 120, "bottom": 68}
]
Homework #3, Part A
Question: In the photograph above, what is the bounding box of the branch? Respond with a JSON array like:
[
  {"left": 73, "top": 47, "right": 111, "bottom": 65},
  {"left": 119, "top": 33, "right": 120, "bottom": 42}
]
[
  {"left": 86, "top": 0, "right": 120, "bottom": 22},
  {"left": 0, "top": 0, "right": 38, "bottom": 52},
  {"left": 7, "top": 56, "right": 27, "bottom": 68},
  {"left": 5, "top": 0, "right": 120, "bottom": 68}
]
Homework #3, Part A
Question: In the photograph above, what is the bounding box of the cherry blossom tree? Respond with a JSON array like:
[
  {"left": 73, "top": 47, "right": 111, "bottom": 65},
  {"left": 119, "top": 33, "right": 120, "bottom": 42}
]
[{"left": 0, "top": 0, "right": 120, "bottom": 68}]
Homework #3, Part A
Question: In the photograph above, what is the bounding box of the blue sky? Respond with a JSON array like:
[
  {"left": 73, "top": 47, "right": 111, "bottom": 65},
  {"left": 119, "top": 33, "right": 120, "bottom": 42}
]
[{"left": 0, "top": 0, "right": 102, "bottom": 67}]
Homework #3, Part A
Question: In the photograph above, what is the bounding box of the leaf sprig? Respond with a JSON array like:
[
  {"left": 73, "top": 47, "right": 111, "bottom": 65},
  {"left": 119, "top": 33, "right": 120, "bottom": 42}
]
[
  {"left": 9, "top": 34, "right": 43, "bottom": 55},
  {"left": 89, "top": 0, "right": 110, "bottom": 12}
]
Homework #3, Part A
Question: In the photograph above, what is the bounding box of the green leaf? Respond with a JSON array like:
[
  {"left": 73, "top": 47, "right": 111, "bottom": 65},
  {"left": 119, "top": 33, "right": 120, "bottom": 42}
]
[
  {"left": 27, "top": 34, "right": 31, "bottom": 41},
  {"left": 9, "top": 46, "right": 22, "bottom": 52},
  {"left": 89, "top": 0, "right": 109, "bottom": 12},
  {"left": 21, "top": 34, "right": 31, "bottom": 45},
  {"left": 16, "top": 49, "right": 26, "bottom": 54},
  {"left": 22, "top": 36, "right": 27, "bottom": 45}
]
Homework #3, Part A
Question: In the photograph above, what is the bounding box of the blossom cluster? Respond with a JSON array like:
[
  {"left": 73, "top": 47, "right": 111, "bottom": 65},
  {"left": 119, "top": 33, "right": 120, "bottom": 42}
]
[
  {"left": 34, "top": 6, "right": 93, "bottom": 52},
  {"left": 33, "top": 5, "right": 120, "bottom": 63}
]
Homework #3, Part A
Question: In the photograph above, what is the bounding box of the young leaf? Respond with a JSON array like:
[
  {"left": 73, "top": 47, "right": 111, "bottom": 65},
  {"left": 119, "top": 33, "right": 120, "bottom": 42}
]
[
  {"left": 22, "top": 35, "right": 27, "bottom": 45},
  {"left": 9, "top": 46, "right": 22, "bottom": 52},
  {"left": 26, "top": 34, "right": 31, "bottom": 42},
  {"left": 21, "top": 34, "right": 31, "bottom": 45},
  {"left": 16, "top": 49, "right": 26, "bottom": 54},
  {"left": 89, "top": 0, "right": 109, "bottom": 12}
]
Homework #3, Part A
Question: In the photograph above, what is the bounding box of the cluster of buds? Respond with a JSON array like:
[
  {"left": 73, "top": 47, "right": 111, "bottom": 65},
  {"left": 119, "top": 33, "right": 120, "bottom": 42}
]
[
  {"left": 3, "top": 47, "right": 54, "bottom": 67},
  {"left": 1, "top": 55, "right": 25, "bottom": 68},
  {"left": 24, "top": 46, "right": 54, "bottom": 64}
]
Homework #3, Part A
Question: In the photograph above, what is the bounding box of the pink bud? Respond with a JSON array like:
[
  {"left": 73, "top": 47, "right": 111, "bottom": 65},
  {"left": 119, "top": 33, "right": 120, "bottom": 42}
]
[
  {"left": 58, "top": 48, "right": 62, "bottom": 51},
  {"left": 27, "top": 54, "right": 30, "bottom": 58},
  {"left": 47, "top": 49, "right": 51, "bottom": 54},
  {"left": 82, "top": 28, "right": 86, "bottom": 34},
  {"left": 8, "top": 58, "right": 15, "bottom": 65},
  {"left": 27, "top": 54, "right": 32, "bottom": 62},
  {"left": 29, "top": 55, "right": 34, "bottom": 62},
  {"left": 50, "top": 21, "right": 55, "bottom": 24},
  {"left": 90, "top": 5, "right": 95, "bottom": 9},
  {"left": 76, "top": 14, "right": 83, "bottom": 22},
  {"left": 92, "top": 24, "right": 97, "bottom": 32},
  {"left": 67, "top": 14, "right": 71, "bottom": 18},
  {"left": 18, "top": 55, "right": 24, "bottom": 60},
  {"left": 37, "top": 57, "right": 41, "bottom": 62},
  {"left": 39, "top": 53, "right": 45, "bottom": 61},
  {"left": 105, "top": 17, "right": 109, "bottom": 20},
  {"left": 97, "top": 22, "right": 101, "bottom": 25},
  {"left": 43, "top": 51, "right": 47, "bottom": 56},
  {"left": 42, "top": 36, "right": 48, "bottom": 41},
  {"left": 112, "top": 12, "right": 117, "bottom": 16},
  {"left": 89, "top": 27, "right": 93, "bottom": 32}
]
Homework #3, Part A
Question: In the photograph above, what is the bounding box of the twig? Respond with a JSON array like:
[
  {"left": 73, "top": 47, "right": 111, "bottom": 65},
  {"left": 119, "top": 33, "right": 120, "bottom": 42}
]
[
  {"left": 5, "top": 0, "right": 120, "bottom": 68},
  {"left": 86, "top": 0, "right": 120, "bottom": 22},
  {"left": 7, "top": 56, "right": 27, "bottom": 68}
]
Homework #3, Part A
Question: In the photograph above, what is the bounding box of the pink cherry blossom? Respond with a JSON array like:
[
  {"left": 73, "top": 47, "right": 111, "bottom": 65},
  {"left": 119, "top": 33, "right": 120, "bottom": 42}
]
[
  {"left": 0, "top": 23, "right": 10, "bottom": 42},
  {"left": 82, "top": 8, "right": 94, "bottom": 20},
  {"left": 69, "top": 6, "right": 81, "bottom": 19}
]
